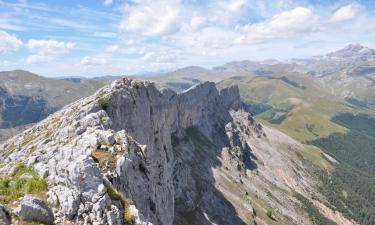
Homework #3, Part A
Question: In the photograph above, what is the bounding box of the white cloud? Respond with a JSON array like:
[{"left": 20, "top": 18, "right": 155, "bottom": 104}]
[
  {"left": 103, "top": 0, "right": 113, "bottom": 6},
  {"left": 120, "top": 0, "right": 181, "bottom": 36},
  {"left": 142, "top": 49, "right": 180, "bottom": 64},
  {"left": 226, "top": 0, "right": 248, "bottom": 13},
  {"left": 235, "top": 7, "right": 319, "bottom": 44},
  {"left": 80, "top": 56, "right": 108, "bottom": 67},
  {"left": 189, "top": 16, "right": 207, "bottom": 31},
  {"left": 26, "top": 39, "right": 75, "bottom": 63},
  {"left": 331, "top": 4, "right": 361, "bottom": 22},
  {"left": 0, "top": 30, "right": 22, "bottom": 53}
]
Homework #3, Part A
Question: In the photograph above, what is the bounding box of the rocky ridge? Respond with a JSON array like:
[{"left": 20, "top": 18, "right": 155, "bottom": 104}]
[{"left": 0, "top": 78, "right": 349, "bottom": 225}]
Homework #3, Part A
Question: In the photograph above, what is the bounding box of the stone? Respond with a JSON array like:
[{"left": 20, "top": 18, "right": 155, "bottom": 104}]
[
  {"left": 16, "top": 195, "right": 54, "bottom": 225},
  {"left": 48, "top": 186, "right": 80, "bottom": 219},
  {"left": 106, "top": 205, "right": 122, "bottom": 225},
  {"left": 0, "top": 205, "right": 10, "bottom": 225},
  {"left": 19, "top": 173, "right": 33, "bottom": 180},
  {"left": 98, "top": 184, "right": 107, "bottom": 196}
]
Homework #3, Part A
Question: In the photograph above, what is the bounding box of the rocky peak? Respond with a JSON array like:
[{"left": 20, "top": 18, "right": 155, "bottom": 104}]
[
  {"left": 0, "top": 78, "right": 245, "bottom": 225},
  {"left": 0, "top": 77, "right": 325, "bottom": 225},
  {"left": 326, "top": 43, "right": 375, "bottom": 61}
]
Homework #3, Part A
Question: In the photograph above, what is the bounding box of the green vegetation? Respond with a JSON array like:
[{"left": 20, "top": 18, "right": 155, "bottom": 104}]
[
  {"left": 218, "top": 73, "right": 350, "bottom": 143},
  {"left": 310, "top": 114, "right": 375, "bottom": 174},
  {"left": 301, "top": 145, "right": 333, "bottom": 171},
  {"left": 243, "top": 101, "right": 272, "bottom": 116},
  {"left": 318, "top": 165, "right": 375, "bottom": 225},
  {"left": 0, "top": 164, "right": 48, "bottom": 205},
  {"left": 99, "top": 96, "right": 110, "bottom": 110},
  {"left": 105, "top": 183, "right": 134, "bottom": 224},
  {"left": 310, "top": 113, "right": 375, "bottom": 225},
  {"left": 22, "top": 133, "right": 37, "bottom": 146},
  {"left": 266, "top": 209, "right": 273, "bottom": 219},
  {"left": 245, "top": 192, "right": 285, "bottom": 225},
  {"left": 294, "top": 192, "right": 338, "bottom": 225}
]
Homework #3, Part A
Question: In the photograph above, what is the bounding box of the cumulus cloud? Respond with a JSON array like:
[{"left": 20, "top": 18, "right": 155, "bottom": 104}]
[
  {"left": 226, "top": 0, "right": 248, "bottom": 13},
  {"left": 0, "top": 30, "right": 22, "bottom": 53},
  {"left": 80, "top": 56, "right": 108, "bottom": 67},
  {"left": 120, "top": 0, "right": 181, "bottom": 36},
  {"left": 189, "top": 16, "right": 207, "bottom": 31},
  {"left": 235, "top": 7, "right": 319, "bottom": 44},
  {"left": 331, "top": 4, "right": 361, "bottom": 22},
  {"left": 103, "top": 0, "right": 113, "bottom": 6},
  {"left": 26, "top": 39, "right": 75, "bottom": 63}
]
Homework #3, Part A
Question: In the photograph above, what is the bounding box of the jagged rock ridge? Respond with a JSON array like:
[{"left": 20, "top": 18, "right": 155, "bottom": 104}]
[{"left": 0, "top": 78, "right": 343, "bottom": 225}]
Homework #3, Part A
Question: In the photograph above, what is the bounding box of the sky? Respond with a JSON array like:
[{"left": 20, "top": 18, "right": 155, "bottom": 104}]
[{"left": 0, "top": 0, "right": 375, "bottom": 77}]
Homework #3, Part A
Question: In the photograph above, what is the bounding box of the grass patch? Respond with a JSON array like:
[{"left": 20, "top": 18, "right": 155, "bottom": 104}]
[
  {"left": 99, "top": 96, "right": 110, "bottom": 110},
  {"left": 105, "top": 183, "right": 134, "bottom": 224},
  {"left": 22, "top": 133, "right": 37, "bottom": 146},
  {"left": 91, "top": 149, "right": 117, "bottom": 172},
  {"left": 0, "top": 164, "right": 48, "bottom": 205},
  {"left": 301, "top": 145, "right": 333, "bottom": 171},
  {"left": 245, "top": 192, "right": 284, "bottom": 225},
  {"left": 1, "top": 143, "right": 17, "bottom": 158}
]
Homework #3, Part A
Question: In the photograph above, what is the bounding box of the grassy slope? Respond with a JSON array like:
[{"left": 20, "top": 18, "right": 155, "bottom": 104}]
[{"left": 218, "top": 73, "right": 350, "bottom": 143}]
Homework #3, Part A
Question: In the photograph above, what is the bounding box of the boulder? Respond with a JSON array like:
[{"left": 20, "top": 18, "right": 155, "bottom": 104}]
[
  {"left": 0, "top": 205, "right": 10, "bottom": 225},
  {"left": 16, "top": 195, "right": 54, "bottom": 225}
]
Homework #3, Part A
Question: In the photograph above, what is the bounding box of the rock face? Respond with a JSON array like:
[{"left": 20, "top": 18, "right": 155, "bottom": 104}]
[
  {"left": 0, "top": 78, "right": 321, "bottom": 224},
  {"left": 0, "top": 205, "right": 10, "bottom": 225},
  {"left": 16, "top": 195, "right": 54, "bottom": 224}
]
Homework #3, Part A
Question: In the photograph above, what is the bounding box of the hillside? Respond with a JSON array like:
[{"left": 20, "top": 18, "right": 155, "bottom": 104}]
[{"left": 0, "top": 70, "right": 105, "bottom": 140}]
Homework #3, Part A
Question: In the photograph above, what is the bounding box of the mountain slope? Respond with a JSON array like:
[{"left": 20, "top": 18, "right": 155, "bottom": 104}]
[
  {"left": 0, "top": 70, "right": 105, "bottom": 140},
  {"left": 0, "top": 79, "right": 352, "bottom": 225}
]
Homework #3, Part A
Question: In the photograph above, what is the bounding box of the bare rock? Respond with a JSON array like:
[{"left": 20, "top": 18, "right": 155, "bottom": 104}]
[
  {"left": 0, "top": 205, "right": 11, "bottom": 225},
  {"left": 16, "top": 195, "right": 55, "bottom": 225}
]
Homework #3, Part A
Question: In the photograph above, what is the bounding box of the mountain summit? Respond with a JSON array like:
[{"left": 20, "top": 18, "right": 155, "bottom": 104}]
[{"left": 326, "top": 44, "right": 375, "bottom": 61}]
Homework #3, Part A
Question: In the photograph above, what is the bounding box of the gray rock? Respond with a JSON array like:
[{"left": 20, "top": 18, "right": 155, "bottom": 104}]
[
  {"left": 19, "top": 173, "right": 33, "bottom": 180},
  {"left": 16, "top": 195, "right": 54, "bottom": 225},
  {"left": 106, "top": 205, "right": 122, "bottom": 225},
  {"left": 0, "top": 205, "right": 10, "bottom": 225},
  {"left": 48, "top": 186, "right": 80, "bottom": 219}
]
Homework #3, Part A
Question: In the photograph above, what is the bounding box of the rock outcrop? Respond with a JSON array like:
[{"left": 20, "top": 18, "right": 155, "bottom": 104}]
[
  {"left": 0, "top": 78, "right": 320, "bottom": 224},
  {"left": 16, "top": 195, "right": 55, "bottom": 224},
  {"left": 0, "top": 205, "right": 10, "bottom": 225}
]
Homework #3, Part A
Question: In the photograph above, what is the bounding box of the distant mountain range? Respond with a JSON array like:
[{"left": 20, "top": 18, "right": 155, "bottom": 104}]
[{"left": 0, "top": 70, "right": 105, "bottom": 140}]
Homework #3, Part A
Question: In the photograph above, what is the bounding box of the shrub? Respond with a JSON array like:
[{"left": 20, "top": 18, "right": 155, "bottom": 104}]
[
  {"left": 266, "top": 209, "right": 273, "bottom": 219},
  {"left": 99, "top": 96, "right": 110, "bottom": 110},
  {"left": 0, "top": 164, "right": 48, "bottom": 205},
  {"left": 105, "top": 183, "right": 134, "bottom": 224}
]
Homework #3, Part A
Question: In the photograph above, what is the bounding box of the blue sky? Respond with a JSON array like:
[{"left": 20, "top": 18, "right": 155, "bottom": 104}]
[{"left": 0, "top": 0, "right": 375, "bottom": 77}]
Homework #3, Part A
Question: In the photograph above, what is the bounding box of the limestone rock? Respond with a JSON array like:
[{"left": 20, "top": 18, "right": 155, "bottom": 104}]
[
  {"left": 0, "top": 205, "right": 10, "bottom": 225},
  {"left": 0, "top": 78, "right": 323, "bottom": 225},
  {"left": 16, "top": 195, "right": 54, "bottom": 225}
]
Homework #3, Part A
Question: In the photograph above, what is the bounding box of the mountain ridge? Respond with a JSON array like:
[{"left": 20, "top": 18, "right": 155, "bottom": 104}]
[{"left": 0, "top": 78, "right": 353, "bottom": 225}]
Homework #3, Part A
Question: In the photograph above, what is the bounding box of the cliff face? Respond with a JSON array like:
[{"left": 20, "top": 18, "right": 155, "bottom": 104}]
[
  {"left": 0, "top": 79, "right": 244, "bottom": 224},
  {"left": 0, "top": 78, "right": 332, "bottom": 225}
]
